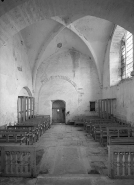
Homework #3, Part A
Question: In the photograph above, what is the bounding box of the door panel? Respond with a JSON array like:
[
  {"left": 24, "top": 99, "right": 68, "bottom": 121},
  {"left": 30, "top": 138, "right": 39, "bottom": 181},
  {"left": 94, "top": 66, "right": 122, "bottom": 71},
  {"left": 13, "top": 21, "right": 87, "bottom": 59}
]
[{"left": 52, "top": 108, "right": 65, "bottom": 123}]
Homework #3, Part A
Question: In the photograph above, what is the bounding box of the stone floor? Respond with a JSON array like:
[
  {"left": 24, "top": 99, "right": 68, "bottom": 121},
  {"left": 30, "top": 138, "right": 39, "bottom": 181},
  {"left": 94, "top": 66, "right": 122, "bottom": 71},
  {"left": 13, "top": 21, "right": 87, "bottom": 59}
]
[{"left": 0, "top": 123, "right": 134, "bottom": 185}]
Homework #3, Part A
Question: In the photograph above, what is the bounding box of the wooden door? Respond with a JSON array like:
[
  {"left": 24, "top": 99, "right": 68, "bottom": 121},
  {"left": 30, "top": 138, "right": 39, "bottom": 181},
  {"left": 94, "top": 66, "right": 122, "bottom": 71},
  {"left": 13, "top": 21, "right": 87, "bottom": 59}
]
[{"left": 52, "top": 108, "right": 65, "bottom": 123}]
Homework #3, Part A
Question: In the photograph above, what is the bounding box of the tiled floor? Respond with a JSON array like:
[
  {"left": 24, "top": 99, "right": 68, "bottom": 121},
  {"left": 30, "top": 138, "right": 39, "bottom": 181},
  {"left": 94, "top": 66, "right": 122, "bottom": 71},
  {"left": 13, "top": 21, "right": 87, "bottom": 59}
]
[{"left": 0, "top": 123, "right": 134, "bottom": 185}]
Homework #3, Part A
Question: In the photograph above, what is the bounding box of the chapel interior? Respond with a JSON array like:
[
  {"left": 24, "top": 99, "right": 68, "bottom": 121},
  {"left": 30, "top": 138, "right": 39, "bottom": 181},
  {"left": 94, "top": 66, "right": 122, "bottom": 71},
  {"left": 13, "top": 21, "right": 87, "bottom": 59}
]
[{"left": 0, "top": 1, "right": 134, "bottom": 184}]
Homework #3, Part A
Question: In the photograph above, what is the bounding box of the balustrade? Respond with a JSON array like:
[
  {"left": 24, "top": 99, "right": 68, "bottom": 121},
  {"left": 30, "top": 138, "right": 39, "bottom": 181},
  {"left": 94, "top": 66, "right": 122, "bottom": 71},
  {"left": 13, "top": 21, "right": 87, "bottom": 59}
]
[
  {"left": 0, "top": 145, "right": 36, "bottom": 177},
  {"left": 108, "top": 145, "right": 134, "bottom": 178}
]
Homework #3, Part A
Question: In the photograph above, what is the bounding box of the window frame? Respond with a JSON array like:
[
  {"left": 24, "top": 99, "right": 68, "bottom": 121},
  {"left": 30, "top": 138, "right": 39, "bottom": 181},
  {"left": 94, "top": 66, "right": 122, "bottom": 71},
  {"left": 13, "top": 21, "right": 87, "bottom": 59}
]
[
  {"left": 121, "top": 31, "right": 133, "bottom": 79},
  {"left": 17, "top": 96, "right": 35, "bottom": 123},
  {"left": 90, "top": 101, "right": 96, "bottom": 112}
]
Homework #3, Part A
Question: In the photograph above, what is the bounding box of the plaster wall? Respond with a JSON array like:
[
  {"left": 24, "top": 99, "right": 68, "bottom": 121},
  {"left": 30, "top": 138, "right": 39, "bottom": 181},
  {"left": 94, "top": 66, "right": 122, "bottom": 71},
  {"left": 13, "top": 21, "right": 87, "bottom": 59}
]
[
  {"left": 0, "top": 33, "right": 32, "bottom": 126},
  {"left": 74, "top": 16, "right": 114, "bottom": 81},
  {"left": 103, "top": 40, "right": 134, "bottom": 125},
  {"left": 35, "top": 50, "right": 101, "bottom": 121}
]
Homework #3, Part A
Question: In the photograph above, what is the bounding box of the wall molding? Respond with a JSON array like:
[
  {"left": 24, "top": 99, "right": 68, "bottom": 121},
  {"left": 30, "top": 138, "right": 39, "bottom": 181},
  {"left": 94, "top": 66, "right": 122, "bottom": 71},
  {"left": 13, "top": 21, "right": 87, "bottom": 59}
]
[{"left": 41, "top": 75, "right": 78, "bottom": 92}]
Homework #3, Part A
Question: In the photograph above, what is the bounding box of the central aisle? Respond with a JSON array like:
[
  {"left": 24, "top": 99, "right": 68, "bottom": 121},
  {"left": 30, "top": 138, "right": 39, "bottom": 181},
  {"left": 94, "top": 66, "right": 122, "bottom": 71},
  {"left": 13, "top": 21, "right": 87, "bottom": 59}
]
[
  {"left": 35, "top": 124, "right": 107, "bottom": 176},
  {"left": 1, "top": 124, "right": 134, "bottom": 185},
  {"left": 33, "top": 124, "right": 134, "bottom": 185}
]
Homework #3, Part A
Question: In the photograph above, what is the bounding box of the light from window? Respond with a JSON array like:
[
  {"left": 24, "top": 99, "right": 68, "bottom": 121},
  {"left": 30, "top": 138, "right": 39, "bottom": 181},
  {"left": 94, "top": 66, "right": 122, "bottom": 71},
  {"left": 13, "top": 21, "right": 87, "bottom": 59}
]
[{"left": 121, "top": 31, "right": 133, "bottom": 79}]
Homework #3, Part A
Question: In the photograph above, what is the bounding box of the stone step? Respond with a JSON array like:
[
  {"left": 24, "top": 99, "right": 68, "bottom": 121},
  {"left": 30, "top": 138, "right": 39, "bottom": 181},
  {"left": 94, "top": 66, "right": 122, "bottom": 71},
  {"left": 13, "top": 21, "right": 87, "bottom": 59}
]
[
  {"left": 36, "top": 174, "right": 100, "bottom": 185},
  {"left": 36, "top": 174, "right": 134, "bottom": 185}
]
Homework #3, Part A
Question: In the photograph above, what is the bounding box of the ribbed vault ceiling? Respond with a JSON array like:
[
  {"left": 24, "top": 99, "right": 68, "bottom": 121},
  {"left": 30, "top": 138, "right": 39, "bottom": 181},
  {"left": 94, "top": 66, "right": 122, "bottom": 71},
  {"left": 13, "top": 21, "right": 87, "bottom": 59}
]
[
  {"left": 19, "top": 16, "right": 114, "bottom": 86},
  {"left": 0, "top": 0, "right": 133, "bottom": 86}
]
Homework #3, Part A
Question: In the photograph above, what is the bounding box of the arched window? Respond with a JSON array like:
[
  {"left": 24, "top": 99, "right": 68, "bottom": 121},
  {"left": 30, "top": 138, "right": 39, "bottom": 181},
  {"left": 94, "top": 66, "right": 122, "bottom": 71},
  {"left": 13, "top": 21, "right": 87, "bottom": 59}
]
[{"left": 121, "top": 31, "right": 133, "bottom": 79}]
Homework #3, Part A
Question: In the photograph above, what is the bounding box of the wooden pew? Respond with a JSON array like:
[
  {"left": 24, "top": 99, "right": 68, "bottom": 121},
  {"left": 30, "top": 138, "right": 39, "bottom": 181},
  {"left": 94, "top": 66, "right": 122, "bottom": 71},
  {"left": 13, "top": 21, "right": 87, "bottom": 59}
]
[
  {"left": 35, "top": 115, "right": 51, "bottom": 129},
  {"left": 5, "top": 115, "right": 51, "bottom": 144},
  {"left": 26, "top": 115, "right": 51, "bottom": 130},
  {"left": 73, "top": 116, "right": 85, "bottom": 126},
  {"left": 107, "top": 126, "right": 134, "bottom": 145},
  {"left": 85, "top": 119, "right": 117, "bottom": 133},
  {"left": 83, "top": 116, "right": 100, "bottom": 129},
  {"left": 92, "top": 123, "right": 119, "bottom": 141},
  {"left": 8, "top": 125, "right": 41, "bottom": 141},
  {"left": 17, "top": 115, "right": 51, "bottom": 138},
  {"left": 0, "top": 129, "right": 36, "bottom": 145},
  {"left": 0, "top": 115, "right": 51, "bottom": 177},
  {"left": 73, "top": 116, "right": 99, "bottom": 127},
  {"left": 89, "top": 120, "right": 118, "bottom": 137},
  {"left": 87, "top": 118, "right": 126, "bottom": 141},
  {"left": 16, "top": 123, "right": 43, "bottom": 137},
  {"left": 109, "top": 137, "right": 134, "bottom": 145},
  {"left": 100, "top": 126, "right": 133, "bottom": 146}
]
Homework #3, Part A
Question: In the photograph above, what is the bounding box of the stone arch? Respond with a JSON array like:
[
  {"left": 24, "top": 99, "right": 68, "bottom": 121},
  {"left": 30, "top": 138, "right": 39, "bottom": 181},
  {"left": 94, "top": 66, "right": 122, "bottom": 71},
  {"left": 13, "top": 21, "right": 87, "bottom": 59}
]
[
  {"left": 109, "top": 25, "right": 126, "bottom": 86},
  {"left": 52, "top": 99, "right": 66, "bottom": 106},
  {"left": 41, "top": 75, "right": 78, "bottom": 92},
  {"left": 37, "top": 77, "right": 78, "bottom": 118},
  {"left": 23, "top": 86, "right": 33, "bottom": 96},
  {"left": 0, "top": 0, "right": 134, "bottom": 47},
  {"left": 18, "top": 86, "right": 32, "bottom": 96}
]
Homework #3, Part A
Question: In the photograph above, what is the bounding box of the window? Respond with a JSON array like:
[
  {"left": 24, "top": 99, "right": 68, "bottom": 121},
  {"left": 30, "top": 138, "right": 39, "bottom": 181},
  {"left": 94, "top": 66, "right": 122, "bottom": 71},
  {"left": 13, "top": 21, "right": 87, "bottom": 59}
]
[
  {"left": 17, "top": 96, "right": 34, "bottom": 122},
  {"left": 90, "top": 101, "right": 95, "bottom": 111},
  {"left": 121, "top": 31, "right": 133, "bottom": 79}
]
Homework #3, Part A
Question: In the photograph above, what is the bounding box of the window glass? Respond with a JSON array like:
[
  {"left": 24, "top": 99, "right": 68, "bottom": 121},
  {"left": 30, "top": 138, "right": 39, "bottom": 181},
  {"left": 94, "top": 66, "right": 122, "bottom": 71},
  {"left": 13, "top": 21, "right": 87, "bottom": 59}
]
[
  {"left": 121, "top": 31, "right": 133, "bottom": 79},
  {"left": 90, "top": 101, "right": 95, "bottom": 111}
]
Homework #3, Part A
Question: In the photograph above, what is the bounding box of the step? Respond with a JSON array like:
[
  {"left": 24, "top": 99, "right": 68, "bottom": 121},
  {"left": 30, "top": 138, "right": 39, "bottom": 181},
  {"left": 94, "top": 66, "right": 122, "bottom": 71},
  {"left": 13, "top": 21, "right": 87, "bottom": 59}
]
[
  {"left": 37, "top": 174, "right": 101, "bottom": 185},
  {"left": 36, "top": 174, "right": 134, "bottom": 185}
]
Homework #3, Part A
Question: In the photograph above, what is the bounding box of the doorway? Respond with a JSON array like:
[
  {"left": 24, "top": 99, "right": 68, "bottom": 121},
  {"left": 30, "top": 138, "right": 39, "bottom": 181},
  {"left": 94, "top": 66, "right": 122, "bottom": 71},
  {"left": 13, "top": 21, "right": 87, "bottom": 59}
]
[{"left": 52, "top": 100, "right": 65, "bottom": 123}]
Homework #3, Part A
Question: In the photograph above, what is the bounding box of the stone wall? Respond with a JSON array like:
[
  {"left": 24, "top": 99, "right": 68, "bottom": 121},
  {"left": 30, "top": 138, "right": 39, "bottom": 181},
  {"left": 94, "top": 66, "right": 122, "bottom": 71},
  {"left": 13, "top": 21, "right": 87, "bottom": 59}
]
[
  {"left": 103, "top": 39, "right": 134, "bottom": 125},
  {"left": 35, "top": 49, "right": 101, "bottom": 121},
  {"left": 0, "top": 33, "right": 32, "bottom": 126}
]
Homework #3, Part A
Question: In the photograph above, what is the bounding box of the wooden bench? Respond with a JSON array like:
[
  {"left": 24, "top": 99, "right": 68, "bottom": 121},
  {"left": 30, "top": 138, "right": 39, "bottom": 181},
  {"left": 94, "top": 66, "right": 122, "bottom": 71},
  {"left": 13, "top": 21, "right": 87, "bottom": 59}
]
[
  {"left": 74, "top": 120, "right": 85, "bottom": 126},
  {"left": 73, "top": 116, "right": 99, "bottom": 127},
  {"left": 100, "top": 126, "right": 133, "bottom": 146},
  {"left": 89, "top": 121, "right": 118, "bottom": 137},
  {"left": 5, "top": 115, "right": 51, "bottom": 144},
  {"left": 85, "top": 119, "right": 117, "bottom": 133},
  {"left": 0, "top": 115, "right": 51, "bottom": 177},
  {"left": 17, "top": 115, "right": 51, "bottom": 138},
  {"left": 109, "top": 137, "right": 134, "bottom": 145},
  {"left": 107, "top": 126, "right": 133, "bottom": 145},
  {"left": 87, "top": 119, "right": 127, "bottom": 142},
  {"left": 73, "top": 116, "right": 85, "bottom": 126},
  {"left": 15, "top": 123, "right": 43, "bottom": 138},
  {"left": 22, "top": 118, "right": 49, "bottom": 134},
  {"left": 35, "top": 115, "right": 51, "bottom": 128},
  {"left": 83, "top": 116, "right": 100, "bottom": 129},
  {"left": 0, "top": 130, "right": 36, "bottom": 145},
  {"left": 8, "top": 124, "right": 39, "bottom": 136},
  {"left": 92, "top": 123, "right": 119, "bottom": 141},
  {"left": 28, "top": 115, "right": 51, "bottom": 130}
]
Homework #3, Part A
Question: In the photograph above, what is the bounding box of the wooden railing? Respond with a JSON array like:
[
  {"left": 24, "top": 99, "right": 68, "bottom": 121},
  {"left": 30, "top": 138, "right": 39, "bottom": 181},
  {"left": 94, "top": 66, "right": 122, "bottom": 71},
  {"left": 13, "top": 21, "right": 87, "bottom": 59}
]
[
  {"left": 0, "top": 145, "right": 36, "bottom": 177},
  {"left": 0, "top": 115, "right": 50, "bottom": 177},
  {"left": 108, "top": 145, "right": 134, "bottom": 178}
]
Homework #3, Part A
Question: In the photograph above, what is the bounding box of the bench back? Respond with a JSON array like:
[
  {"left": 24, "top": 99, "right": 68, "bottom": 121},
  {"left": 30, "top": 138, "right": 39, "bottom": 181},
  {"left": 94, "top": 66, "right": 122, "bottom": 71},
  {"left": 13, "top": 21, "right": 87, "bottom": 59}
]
[
  {"left": 107, "top": 126, "right": 133, "bottom": 137},
  {"left": 0, "top": 129, "right": 31, "bottom": 133}
]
